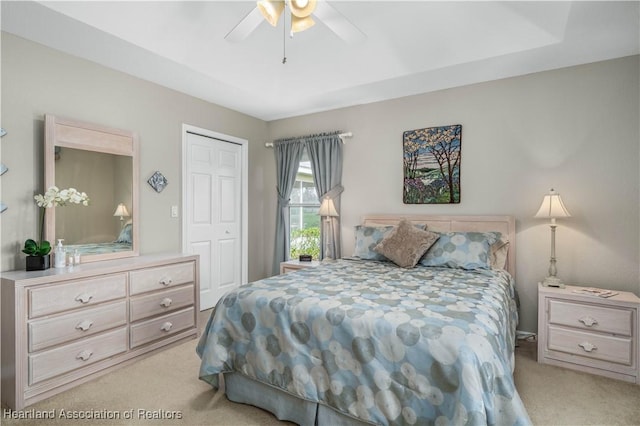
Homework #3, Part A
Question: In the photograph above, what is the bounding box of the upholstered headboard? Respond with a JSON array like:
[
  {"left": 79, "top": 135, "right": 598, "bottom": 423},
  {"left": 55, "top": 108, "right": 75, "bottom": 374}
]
[{"left": 361, "top": 215, "right": 516, "bottom": 276}]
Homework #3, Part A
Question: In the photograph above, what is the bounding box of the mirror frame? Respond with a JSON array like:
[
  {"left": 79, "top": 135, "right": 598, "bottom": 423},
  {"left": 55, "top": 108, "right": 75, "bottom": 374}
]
[{"left": 44, "top": 115, "right": 140, "bottom": 263}]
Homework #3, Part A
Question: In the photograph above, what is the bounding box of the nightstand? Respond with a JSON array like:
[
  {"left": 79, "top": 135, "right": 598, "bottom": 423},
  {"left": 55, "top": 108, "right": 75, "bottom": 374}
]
[
  {"left": 537, "top": 283, "right": 640, "bottom": 384},
  {"left": 279, "top": 259, "right": 321, "bottom": 274}
]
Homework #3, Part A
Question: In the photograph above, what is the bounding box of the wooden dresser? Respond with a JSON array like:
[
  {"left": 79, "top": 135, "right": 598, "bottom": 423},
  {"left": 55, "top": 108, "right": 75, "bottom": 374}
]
[
  {"left": 1, "top": 253, "right": 199, "bottom": 410},
  {"left": 538, "top": 283, "right": 640, "bottom": 384}
]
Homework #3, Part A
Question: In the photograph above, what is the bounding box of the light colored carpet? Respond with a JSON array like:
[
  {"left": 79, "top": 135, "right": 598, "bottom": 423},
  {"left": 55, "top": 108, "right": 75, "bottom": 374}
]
[{"left": 3, "top": 310, "right": 639, "bottom": 425}]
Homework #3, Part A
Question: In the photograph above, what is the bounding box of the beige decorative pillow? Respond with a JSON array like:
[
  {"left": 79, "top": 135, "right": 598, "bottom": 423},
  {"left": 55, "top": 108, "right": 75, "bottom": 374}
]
[
  {"left": 490, "top": 239, "right": 510, "bottom": 270},
  {"left": 374, "top": 219, "right": 440, "bottom": 268}
]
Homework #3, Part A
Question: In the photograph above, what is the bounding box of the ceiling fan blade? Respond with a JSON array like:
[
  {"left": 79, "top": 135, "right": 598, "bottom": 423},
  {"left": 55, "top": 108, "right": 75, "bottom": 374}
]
[
  {"left": 225, "top": 7, "right": 264, "bottom": 42},
  {"left": 314, "top": 1, "right": 366, "bottom": 44}
]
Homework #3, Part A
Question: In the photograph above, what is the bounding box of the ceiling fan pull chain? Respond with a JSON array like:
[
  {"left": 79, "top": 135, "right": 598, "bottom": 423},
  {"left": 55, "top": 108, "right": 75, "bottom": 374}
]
[{"left": 282, "top": 13, "right": 287, "bottom": 64}]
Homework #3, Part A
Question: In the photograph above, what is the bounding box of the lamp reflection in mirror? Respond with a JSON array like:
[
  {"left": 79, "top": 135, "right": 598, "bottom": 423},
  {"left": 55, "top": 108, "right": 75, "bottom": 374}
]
[
  {"left": 318, "top": 197, "right": 338, "bottom": 261},
  {"left": 113, "top": 203, "right": 130, "bottom": 228},
  {"left": 535, "top": 188, "right": 571, "bottom": 288}
]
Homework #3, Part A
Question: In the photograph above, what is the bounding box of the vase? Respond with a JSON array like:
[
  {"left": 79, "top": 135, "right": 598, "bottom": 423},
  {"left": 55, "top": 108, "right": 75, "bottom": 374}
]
[{"left": 26, "top": 255, "right": 51, "bottom": 271}]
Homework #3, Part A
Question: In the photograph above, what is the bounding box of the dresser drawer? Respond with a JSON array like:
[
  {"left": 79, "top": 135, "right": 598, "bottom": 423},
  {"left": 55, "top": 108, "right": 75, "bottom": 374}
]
[
  {"left": 29, "top": 300, "right": 127, "bottom": 352},
  {"left": 130, "top": 285, "right": 195, "bottom": 322},
  {"left": 130, "top": 308, "right": 195, "bottom": 348},
  {"left": 29, "top": 273, "right": 127, "bottom": 318},
  {"left": 129, "top": 262, "right": 194, "bottom": 295},
  {"left": 29, "top": 327, "right": 127, "bottom": 385},
  {"left": 547, "top": 325, "right": 633, "bottom": 366},
  {"left": 548, "top": 299, "right": 633, "bottom": 336}
]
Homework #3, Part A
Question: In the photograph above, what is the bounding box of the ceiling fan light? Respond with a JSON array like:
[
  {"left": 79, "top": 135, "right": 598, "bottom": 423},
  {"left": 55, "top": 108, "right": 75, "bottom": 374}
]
[
  {"left": 257, "top": 0, "right": 285, "bottom": 27},
  {"left": 289, "top": 0, "right": 316, "bottom": 18},
  {"left": 291, "top": 15, "right": 315, "bottom": 33}
]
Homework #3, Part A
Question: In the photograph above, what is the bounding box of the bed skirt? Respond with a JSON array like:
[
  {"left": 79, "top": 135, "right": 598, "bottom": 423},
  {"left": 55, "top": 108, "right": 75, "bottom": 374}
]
[{"left": 224, "top": 373, "right": 374, "bottom": 426}]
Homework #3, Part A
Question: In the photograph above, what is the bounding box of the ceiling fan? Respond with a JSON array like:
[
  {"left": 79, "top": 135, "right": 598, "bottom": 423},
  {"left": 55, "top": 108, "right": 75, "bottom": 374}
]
[{"left": 225, "top": 0, "right": 366, "bottom": 44}]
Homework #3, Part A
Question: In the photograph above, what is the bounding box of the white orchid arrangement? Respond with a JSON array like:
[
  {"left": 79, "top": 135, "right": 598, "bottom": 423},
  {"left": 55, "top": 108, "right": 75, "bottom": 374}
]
[{"left": 23, "top": 186, "right": 90, "bottom": 257}]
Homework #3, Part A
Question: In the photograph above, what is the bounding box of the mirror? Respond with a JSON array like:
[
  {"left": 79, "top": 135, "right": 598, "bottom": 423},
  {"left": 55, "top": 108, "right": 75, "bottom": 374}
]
[{"left": 44, "top": 115, "right": 139, "bottom": 263}]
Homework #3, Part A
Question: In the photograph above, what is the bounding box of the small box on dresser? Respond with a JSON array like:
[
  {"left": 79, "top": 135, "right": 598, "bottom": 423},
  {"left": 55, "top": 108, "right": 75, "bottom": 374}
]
[
  {"left": 537, "top": 283, "right": 640, "bottom": 384},
  {"left": 1, "top": 253, "right": 199, "bottom": 410}
]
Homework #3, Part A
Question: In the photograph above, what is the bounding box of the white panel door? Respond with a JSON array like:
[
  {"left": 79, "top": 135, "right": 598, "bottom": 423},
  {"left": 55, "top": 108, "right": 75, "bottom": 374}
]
[{"left": 185, "top": 132, "right": 242, "bottom": 310}]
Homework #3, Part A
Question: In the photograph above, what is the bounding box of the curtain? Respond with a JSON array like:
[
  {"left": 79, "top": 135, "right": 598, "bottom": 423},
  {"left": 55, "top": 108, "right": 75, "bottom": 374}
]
[
  {"left": 304, "top": 132, "right": 344, "bottom": 260},
  {"left": 272, "top": 139, "right": 305, "bottom": 275}
]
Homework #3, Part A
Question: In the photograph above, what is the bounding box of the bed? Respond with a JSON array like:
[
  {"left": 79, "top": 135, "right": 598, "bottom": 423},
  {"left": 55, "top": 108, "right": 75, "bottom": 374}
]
[
  {"left": 197, "top": 215, "right": 531, "bottom": 425},
  {"left": 65, "top": 223, "right": 133, "bottom": 256}
]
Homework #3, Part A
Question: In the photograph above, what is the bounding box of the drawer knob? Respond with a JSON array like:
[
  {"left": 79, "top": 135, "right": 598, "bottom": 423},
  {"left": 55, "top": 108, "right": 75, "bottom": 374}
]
[
  {"left": 75, "top": 320, "right": 94, "bottom": 331},
  {"left": 579, "top": 342, "right": 597, "bottom": 352},
  {"left": 159, "top": 277, "right": 173, "bottom": 286},
  {"left": 160, "top": 298, "right": 173, "bottom": 308},
  {"left": 75, "top": 293, "right": 93, "bottom": 304},
  {"left": 579, "top": 316, "right": 598, "bottom": 327},
  {"left": 76, "top": 350, "right": 93, "bottom": 361},
  {"left": 160, "top": 322, "right": 173, "bottom": 332}
]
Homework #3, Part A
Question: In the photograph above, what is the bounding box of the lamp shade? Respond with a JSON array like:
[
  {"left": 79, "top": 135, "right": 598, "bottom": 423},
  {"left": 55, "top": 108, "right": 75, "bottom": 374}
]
[
  {"left": 291, "top": 15, "right": 315, "bottom": 33},
  {"left": 289, "top": 0, "right": 317, "bottom": 18},
  {"left": 535, "top": 189, "right": 571, "bottom": 219},
  {"left": 318, "top": 197, "right": 338, "bottom": 217},
  {"left": 257, "top": 0, "right": 285, "bottom": 26},
  {"left": 113, "top": 203, "right": 130, "bottom": 218}
]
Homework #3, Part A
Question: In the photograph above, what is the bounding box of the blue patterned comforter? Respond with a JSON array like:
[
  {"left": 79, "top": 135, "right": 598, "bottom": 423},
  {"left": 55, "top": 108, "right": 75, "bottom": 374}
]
[{"left": 197, "top": 260, "right": 531, "bottom": 425}]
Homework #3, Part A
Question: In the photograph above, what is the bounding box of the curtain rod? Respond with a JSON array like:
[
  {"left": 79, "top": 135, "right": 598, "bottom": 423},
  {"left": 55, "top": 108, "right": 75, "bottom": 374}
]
[{"left": 265, "top": 132, "right": 352, "bottom": 148}]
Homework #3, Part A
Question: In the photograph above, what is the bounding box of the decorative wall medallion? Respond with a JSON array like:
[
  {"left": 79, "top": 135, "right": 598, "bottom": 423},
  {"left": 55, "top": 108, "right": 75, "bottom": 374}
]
[
  {"left": 0, "top": 128, "right": 6, "bottom": 137},
  {"left": 403, "top": 124, "right": 462, "bottom": 204},
  {"left": 0, "top": 163, "right": 7, "bottom": 176},
  {"left": 147, "top": 171, "right": 168, "bottom": 193}
]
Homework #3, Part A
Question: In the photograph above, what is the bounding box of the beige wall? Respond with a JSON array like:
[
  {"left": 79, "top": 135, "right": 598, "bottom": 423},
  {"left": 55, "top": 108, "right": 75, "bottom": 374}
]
[
  {"left": 2, "top": 31, "right": 638, "bottom": 333},
  {"left": 0, "top": 33, "right": 272, "bottom": 281},
  {"left": 267, "top": 55, "right": 640, "bottom": 332}
]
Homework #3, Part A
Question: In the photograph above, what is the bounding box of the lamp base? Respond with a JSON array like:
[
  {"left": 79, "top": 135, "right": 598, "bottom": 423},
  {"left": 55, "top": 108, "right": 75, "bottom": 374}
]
[{"left": 541, "top": 276, "right": 565, "bottom": 288}]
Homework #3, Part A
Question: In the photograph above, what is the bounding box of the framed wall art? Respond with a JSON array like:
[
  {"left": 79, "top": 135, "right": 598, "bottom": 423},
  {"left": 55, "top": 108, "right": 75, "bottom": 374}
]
[
  {"left": 147, "top": 171, "right": 168, "bottom": 193},
  {"left": 403, "top": 124, "right": 461, "bottom": 204}
]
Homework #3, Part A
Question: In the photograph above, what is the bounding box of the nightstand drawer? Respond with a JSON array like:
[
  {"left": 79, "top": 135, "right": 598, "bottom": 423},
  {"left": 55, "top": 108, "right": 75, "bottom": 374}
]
[
  {"left": 29, "top": 300, "right": 127, "bottom": 352},
  {"left": 130, "top": 262, "right": 195, "bottom": 295},
  {"left": 28, "top": 273, "right": 127, "bottom": 318},
  {"left": 548, "top": 299, "right": 633, "bottom": 336},
  {"left": 548, "top": 325, "right": 633, "bottom": 366},
  {"left": 130, "top": 308, "right": 195, "bottom": 348},
  {"left": 130, "top": 284, "right": 194, "bottom": 321},
  {"left": 29, "top": 327, "right": 127, "bottom": 385}
]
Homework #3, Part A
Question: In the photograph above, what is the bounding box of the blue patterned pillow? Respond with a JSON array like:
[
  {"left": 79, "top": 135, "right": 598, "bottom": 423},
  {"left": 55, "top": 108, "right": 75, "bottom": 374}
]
[
  {"left": 419, "top": 231, "right": 501, "bottom": 270},
  {"left": 115, "top": 223, "right": 133, "bottom": 244},
  {"left": 353, "top": 224, "right": 426, "bottom": 260},
  {"left": 353, "top": 225, "right": 395, "bottom": 260}
]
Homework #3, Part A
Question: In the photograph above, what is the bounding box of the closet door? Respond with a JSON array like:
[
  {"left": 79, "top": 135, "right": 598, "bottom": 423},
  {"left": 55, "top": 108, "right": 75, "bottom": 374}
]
[{"left": 185, "top": 131, "right": 244, "bottom": 310}]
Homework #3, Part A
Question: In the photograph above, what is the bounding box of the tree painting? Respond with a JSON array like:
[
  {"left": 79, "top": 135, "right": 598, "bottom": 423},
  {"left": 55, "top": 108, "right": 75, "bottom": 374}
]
[{"left": 403, "top": 124, "right": 461, "bottom": 204}]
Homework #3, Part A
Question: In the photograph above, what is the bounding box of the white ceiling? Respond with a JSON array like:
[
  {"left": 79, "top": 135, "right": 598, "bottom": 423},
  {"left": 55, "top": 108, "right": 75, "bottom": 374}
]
[{"left": 2, "top": 1, "right": 639, "bottom": 121}]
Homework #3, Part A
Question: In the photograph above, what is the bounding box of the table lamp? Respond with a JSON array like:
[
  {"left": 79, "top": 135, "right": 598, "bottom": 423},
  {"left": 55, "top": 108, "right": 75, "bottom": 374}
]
[
  {"left": 113, "top": 203, "right": 130, "bottom": 228},
  {"left": 318, "top": 197, "right": 339, "bottom": 261},
  {"left": 535, "top": 188, "right": 571, "bottom": 288}
]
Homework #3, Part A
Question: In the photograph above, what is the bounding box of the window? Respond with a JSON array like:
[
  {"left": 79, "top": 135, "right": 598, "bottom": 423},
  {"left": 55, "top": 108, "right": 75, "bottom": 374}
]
[{"left": 289, "top": 150, "right": 321, "bottom": 259}]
